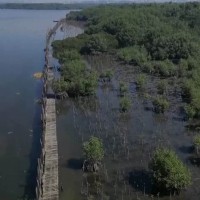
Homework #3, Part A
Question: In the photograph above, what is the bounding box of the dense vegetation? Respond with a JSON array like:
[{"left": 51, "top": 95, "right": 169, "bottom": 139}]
[
  {"left": 150, "top": 148, "right": 191, "bottom": 193},
  {"left": 53, "top": 2, "right": 200, "bottom": 119},
  {"left": 152, "top": 96, "right": 170, "bottom": 113},
  {"left": 52, "top": 49, "right": 97, "bottom": 97}
]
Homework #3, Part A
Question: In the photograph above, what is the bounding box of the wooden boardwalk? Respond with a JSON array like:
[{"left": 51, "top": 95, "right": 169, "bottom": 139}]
[
  {"left": 36, "top": 67, "right": 59, "bottom": 200},
  {"left": 42, "top": 98, "right": 58, "bottom": 200},
  {"left": 36, "top": 19, "right": 66, "bottom": 200}
]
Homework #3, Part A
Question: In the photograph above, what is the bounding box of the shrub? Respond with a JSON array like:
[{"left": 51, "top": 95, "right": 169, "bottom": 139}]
[
  {"left": 194, "top": 135, "right": 200, "bottom": 154},
  {"left": 135, "top": 74, "right": 147, "bottom": 89},
  {"left": 150, "top": 148, "right": 191, "bottom": 193},
  {"left": 116, "top": 26, "right": 139, "bottom": 47},
  {"left": 141, "top": 62, "right": 155, "bottom": 74},
  {"left": 61, "top": 59, "right": 86, "bottom": 79},
  {"left": 52, "top": 33, "right": 89, "bottom": 54},
  {"left": 152, "top": 96, "right": 170, "bottom": 113},
  {"left": 57, "top": 49, "right": 81, "bottom": 64},
  {"left": 157, "top": 80, "right": 168, "bottom": 95},
  {"left": 120, "top": 96, "right": 131, "bottom": 112},
  {"left": 149, "top": 34, "right": 192, "bottom": 61},
  {"left": 119, "top": 82, "right": 128, "bottom": 96},
  {"left": 187, "top": 57, "right": 199, "bottom": 71},
  {"left": 182, "top": 80, "right": 200, "bottom": 118},
  {"left": 153, "top": 60, "right": 177, "bottom": 77},
  {"left": 82, "top": 33, "right": 118, "bottom": 54},
  {"left": 103, "top": 17, "right": 128, "bottom": 35},
  {"left": 184, "top": 104, "right": 196, "bottom": 119},
  {"left": 83, "top": 136, "right": 104, "bottom": 163},
  {"left": 55, "top": 58, "right": 98, "bottom": 96},
  {"left": 181, "top": 80, "right": 196, "bottom": 103},
  {"left": 177, "top": 59, "right": 189, "bottom": 77},
  {"left": 117, "top": 46, "right": 148, "bottom": 65},
  {"left": 67, "top": 72, "right": 98, "bottom": 96},
  {"left": 99, "top": 69, "right": 114, "bottom": 81},
  {"left": 83, "top": 34, "right": 107, "bottom": 54},
  {"left": 52, "top": 78, "right": 68, "bottom": 94}
]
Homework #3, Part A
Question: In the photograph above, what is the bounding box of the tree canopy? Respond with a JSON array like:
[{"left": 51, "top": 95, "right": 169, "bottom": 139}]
[
  {"left": 150, "top": 148, "right": 191, "bottom": 192},
  {"left": 83, "top": 136, "right": 104, "bottom": 163}
]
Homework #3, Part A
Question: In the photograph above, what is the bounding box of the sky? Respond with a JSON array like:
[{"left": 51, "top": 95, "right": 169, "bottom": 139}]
[{"left": 0, "top": 0, "right": 199, "bottom": 3}]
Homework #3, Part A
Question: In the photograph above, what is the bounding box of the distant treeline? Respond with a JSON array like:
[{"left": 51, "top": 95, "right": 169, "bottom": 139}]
[{"left": 0, "top": 3, "right": 95, "bottom": 10}]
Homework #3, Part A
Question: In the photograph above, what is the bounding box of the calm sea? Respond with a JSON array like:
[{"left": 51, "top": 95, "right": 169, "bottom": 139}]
[{"left": 0, "top": 9, "right": 69, "bottom": 199}]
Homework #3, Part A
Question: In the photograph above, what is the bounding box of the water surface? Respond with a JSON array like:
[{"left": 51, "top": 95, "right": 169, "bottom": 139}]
[{"left": 0, "top": 9, "right": 69, "bottom": 199}]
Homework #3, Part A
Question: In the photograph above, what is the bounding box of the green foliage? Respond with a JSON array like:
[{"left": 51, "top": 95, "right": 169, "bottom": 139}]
[
  {"left": 177, "top": 59, "right": 189, "bottom": 77},
  {"left": 119, "top": 82, "right": 128, "bottom": 96},
  {"left": 135, "top": 74, "right": 147, "bottom": 89},
  {"left": 67, "top": 3, "right": 200, "bottom": 64},
  {"left": 52, "top": 33, "right": 90, "bottom": 56},
  {"left": 99, "top": 69, "right": 114, "bottom": 81},
  {"left": 193, "top": 135, "right": 200, "bottom": 150},
  {"left": 52, "top": 78, "right": 68, "bottom": 94},
  {"left": 148, "top": 33, "right": 193, "bottom": 60},
  {"left": 141, "top": 62, "right": 155, "bottom": 74},
  {"left": 150, "top": 148, "right": 191, "bottom": 192},
  {"left": 182, "top": 79, "right": 200, "bottom": 118},
  {"left": 83, "top": 136, "right": 104, "bottom": 163},
  {"left": 64, "top": 72, "right": 97, "bottom": 97},
  {"left": 182, "top": 80, "right": 196, "bottom": 102},
  {"left": 153, "top": 60, "right": 176, "bottom": 77},
  {"left": 102, "top": 17, "right": 128, "bottom": 35},
  {"left": 82, "top": 33, "right": 118, "bottom": 54},
  {"left": 152, "top": 96, "right": 170, "bottom": 113},
  {"left": 117, "top": 46, "right": 148, "bottom": 65},
  {"left": 187, "top": 57, "right": 200, "bottom": 71},
  {"left": 56, "top": 49, "right": 81, "bottom": 64},
  {"left": 120, "top": 96, "right": 131, "bottom": 112},
  {"left": 52, "top": 51, "right": 98, "bottom": 97},
  {"left": 61, "top": 59, "right": 85, "bottom": 79},
  {"left": 184, "top": 104, "right": 196, "bottom": 119},
  {"left": 157, "top": 80, "right": 168, "bottom": 95},
  {"left": 116, "top": 26, "right": 139, "bottom": 47},
  {"left": 83, "top": 33, "right": 108, "bottom": 54}
]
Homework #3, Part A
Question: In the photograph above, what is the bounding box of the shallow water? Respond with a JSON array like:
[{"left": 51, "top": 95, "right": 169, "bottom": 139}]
[{"left": 57, "top": 55, "right": 200, "bottom": 200}]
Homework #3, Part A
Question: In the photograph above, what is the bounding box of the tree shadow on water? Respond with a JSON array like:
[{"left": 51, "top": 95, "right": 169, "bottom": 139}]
[
  {"left": 128, "top": 170, "right": 153, "bottom": 195},
  {"left": 66, "top": 158, "right": 83, "bottom": 170},
  {"left": 179, "top": 145, "right": 194, "bottom": 154},
  {"left": 188, "top": 156, "right": 200, "bottom": 167}
]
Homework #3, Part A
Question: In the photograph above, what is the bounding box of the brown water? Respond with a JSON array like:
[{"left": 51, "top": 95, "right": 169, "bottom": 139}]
[{"left": 56, "top": 53, "right": 200, "bottom": 200}]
